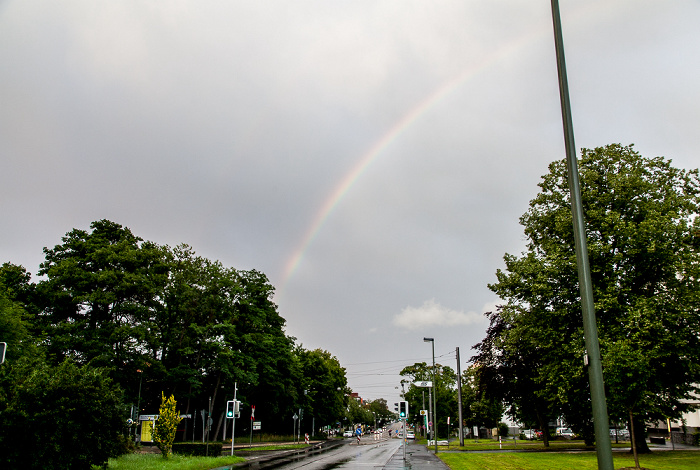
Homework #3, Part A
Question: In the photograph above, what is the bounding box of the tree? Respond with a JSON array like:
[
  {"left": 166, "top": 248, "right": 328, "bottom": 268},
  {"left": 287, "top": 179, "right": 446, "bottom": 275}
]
[
  {"left": 400, "top": 362, "right": 458, "bottom": 439},
  {"left": 459, "top": 364, "right": 504, "bottom": 438},
  {"left": 480, "top": 144, "right": 700, "bottom": 451},
  {"left": 293, "top": 347, "right": 348, "bottom": 435},
  {"left": 0, "top": 359, "right": 127, "bottom": 470},
  {"left": 35, "top": 220, "right": 169, "bottom": 377},
  {"left": 151, "top": 393, "right": 182, "bottom": 458}
]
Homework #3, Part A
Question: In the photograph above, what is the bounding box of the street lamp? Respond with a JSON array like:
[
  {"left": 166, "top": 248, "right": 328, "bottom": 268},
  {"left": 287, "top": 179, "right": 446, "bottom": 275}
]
[{"left": 423, "top": 337, "right": 437, "bottom": 454}]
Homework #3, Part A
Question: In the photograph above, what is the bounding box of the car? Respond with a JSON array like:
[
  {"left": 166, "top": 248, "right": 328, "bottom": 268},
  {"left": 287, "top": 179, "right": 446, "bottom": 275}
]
[
  {"left": 522, "top": 429, "right": 537, "bottom": 440},
  {"left": 610, "top": 428, "right": 630, "bottom": 439},
  {"left": 343, "top": 430, "right": 353, "bottom": 438},
  {"left": 557, "top": 428, "right": 574, "bottom": 438},
  {"left": 406, "top": 431, "right": 415, "bottom": 439}
]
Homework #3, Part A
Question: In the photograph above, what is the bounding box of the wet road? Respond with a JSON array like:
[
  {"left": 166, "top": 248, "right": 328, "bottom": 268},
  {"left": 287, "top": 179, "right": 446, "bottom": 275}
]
[{"left": 269, "top": 437, "right": 403, "bottom": 470}]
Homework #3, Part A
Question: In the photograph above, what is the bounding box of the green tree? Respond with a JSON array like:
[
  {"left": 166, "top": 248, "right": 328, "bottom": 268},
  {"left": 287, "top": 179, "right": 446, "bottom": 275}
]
[
  {"left": 400, "top": 362, "right": 458, "bottom": 439},
  {"left": 0, "top": 359, "right": 126, "bottom": 470},
  {"left": 293, "top": 347, "right": 348, "bottom": 435},
  {"left": 35, "top": 220, "right": 169, "bottom": 378},
  {"left": 459, "top": 365, "right": 504, "bottom": 437},
  {"left": 151, "top": 393, "right": 182, "bottom": 458},
  {"left": 481, "top": 144, "right": 700, "bottom": 451}
]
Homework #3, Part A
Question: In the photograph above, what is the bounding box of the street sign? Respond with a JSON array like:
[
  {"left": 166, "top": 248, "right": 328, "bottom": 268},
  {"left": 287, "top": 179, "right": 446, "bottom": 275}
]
[
  {"left": 420, "top": 410, "right": 427, "bottom": 416},
  {"left": 253, "top": 421, "right": 261, "bottom": 430},
  {"left": 413, "top": 381, "right": 432, "bottom": 387}
]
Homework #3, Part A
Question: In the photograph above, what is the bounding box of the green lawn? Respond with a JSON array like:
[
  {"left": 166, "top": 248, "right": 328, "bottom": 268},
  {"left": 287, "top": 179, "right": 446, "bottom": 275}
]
[
  {"left": 439, "top": 450, "right": 700, "bottom": 470},
  {"left": 98, "top": 453, "right": 245, "bottom": 470},
  {"left": 436, "top": 439, "right": 632, "bottom": 452}
]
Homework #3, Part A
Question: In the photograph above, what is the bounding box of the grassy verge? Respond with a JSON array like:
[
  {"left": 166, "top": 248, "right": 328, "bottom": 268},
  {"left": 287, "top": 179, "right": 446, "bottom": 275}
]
[
  {"left": 439, "top": 450, "right": 700, "bottom": 470},
  {"left": 439, "top": 439, "right": 632, "bottom": 452},
  {"left": 96, "top": 453, "right": 245, "bottom": 470},
  {"left": 239, "top": 443, "right": 309, "bottom": 451}
]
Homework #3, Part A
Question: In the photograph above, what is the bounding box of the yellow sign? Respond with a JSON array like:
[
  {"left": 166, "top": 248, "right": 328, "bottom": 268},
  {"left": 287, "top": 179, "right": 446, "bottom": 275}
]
[{"left": 141, "top": 419, "right": 154, "bottom": 442}]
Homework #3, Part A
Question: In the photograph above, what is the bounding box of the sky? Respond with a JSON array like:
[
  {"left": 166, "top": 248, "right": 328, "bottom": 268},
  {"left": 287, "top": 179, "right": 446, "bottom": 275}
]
[{"left": 1, "top": 1, "right": 699, "bottom": 407}]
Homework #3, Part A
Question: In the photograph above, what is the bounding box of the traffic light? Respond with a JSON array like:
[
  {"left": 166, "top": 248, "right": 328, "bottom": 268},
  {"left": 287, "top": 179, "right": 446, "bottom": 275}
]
[
  {"left": 226, "top": 400, "right": 235, "bottom": 418},
  {"left": 394, "top": 403, "right": 399, "bottom": 412},
  {"left": 399, "top": 401, "right": 408, "bottom": 419}
]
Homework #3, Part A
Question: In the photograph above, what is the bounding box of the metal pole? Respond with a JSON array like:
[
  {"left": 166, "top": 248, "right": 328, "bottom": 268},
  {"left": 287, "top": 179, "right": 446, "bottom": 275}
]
[
  {"left": 402, "top": 416, "right": 406, "bottom": 460},
  {"left": 456, "top": 347, "right": 464, "bottom": 446},
  {"left": 206, "top": 396, "right": 212, "bottom": 456},
  {"left": 231, "top": 382, "right": 237, "bottom": 456},
  {"left": 422, "top": 390, "right": 425, "bottom": 438},
  {"left": 432, "top": 341, "right": 437, "bottom": 454},
  {"left": 136, "top": 370, "right": 143, "bottom": 443},
  {"left": 428, "top": 388, "right": 433, "bottom": 443},
  {"left": 550, "top": 1, "right": 613, "bottom": 469}
]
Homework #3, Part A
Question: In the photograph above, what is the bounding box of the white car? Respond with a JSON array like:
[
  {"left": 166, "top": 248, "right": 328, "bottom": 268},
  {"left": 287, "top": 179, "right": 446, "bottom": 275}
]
[
  {"left": 557, "top": 428, "right": 575, "bottom": 438},
  {"left": 522, "top": 429, "right": 537, "bottom": 440},
  {"left": 406, "top": 431, "right": 415, "bottom": 439},
  {"left": 343, "top": 430, "right": 354, "bottom": 438}
]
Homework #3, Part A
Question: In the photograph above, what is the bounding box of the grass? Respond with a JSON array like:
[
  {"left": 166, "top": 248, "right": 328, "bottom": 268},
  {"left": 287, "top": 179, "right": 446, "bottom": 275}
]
[
  {"left": 97, "top": 453, "right": 245, "bottom": 470},
  {"left": 438, "top": 450, "right": 700, "bottom": 470},
  {"left": 436, "top": 439, "right": 632, "bottom": 452},
  {"left": 238, "top": 443, "right": 309, "bottom": 451}
]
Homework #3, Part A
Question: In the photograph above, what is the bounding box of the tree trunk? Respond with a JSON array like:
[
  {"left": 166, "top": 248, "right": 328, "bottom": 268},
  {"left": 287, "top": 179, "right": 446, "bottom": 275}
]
[
  {"left": 213, "top": 410, "right": 225, "bottom": 442},
  {"left": 537, "top": 411, "right": 550, "bottom": 447},
  {"left": 630, "top": 410, "right": 641, "bottom": 469},
  {"left": 631, "top": 413, "right": 650, "bottom": 454}
]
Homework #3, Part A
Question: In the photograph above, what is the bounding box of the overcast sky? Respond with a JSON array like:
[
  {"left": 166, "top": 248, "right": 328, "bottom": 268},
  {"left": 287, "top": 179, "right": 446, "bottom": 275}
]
[{"left": 2, "top": 1, "right": 699, "bottom": 406}]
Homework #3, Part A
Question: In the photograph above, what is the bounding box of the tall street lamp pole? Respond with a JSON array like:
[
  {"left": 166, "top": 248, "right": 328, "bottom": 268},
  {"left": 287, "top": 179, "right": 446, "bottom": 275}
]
[
  {"left": 550, "top": 1, "right": 613, "bottom": 469},
  {"left": 423, "top": 337, "right": 437, "bottom": 454}
]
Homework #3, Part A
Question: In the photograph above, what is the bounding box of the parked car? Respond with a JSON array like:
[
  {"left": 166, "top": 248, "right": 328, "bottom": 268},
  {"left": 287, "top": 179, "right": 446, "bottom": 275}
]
[
  {"left": 557, "top": 428, "right": 575, "bottom": 438},
  {"left": 610, "top": 428, "right": 630, "bottom": 439},
  {"left": 343, "top": 430, "right": 354, "bottom": 438},
  {"left": 522, "top": 429, "right": 537, "bottom": 440}
]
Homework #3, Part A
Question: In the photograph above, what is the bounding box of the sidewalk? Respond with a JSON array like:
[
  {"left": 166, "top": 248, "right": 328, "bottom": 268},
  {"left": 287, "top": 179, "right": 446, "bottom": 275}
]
[{"left": 384, "top": 441, "right": 450, "bottom": 470}]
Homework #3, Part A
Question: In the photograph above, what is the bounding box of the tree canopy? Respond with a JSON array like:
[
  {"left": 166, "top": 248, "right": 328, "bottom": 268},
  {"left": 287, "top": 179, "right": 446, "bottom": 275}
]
[
  {"left": 1, "top": 219, "right": 353, "bottom": 450},
  {"left": 473, "top": 144, "right": 700, "bottom": 448}
]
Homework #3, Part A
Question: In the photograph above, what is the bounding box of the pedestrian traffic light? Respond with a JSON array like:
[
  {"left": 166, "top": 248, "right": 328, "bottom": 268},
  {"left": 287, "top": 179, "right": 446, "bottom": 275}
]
[
  {"left": 226, "top": 400, "right": 235, "bottom": 418},
  {"left": 394, "top": 403, "right": 399, "bottom": 412},
  {"left": 399, "top": 401, "right": 408, "bottom": 419}
]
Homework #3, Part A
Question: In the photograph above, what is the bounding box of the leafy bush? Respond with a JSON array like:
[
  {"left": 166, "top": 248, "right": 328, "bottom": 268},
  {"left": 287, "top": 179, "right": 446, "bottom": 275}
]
[
  {"left": 150, "top": 393, "right": 182, "bottom": 458},
  {"left": 0, "top": 359, "right": 127, "bottom": 470},
  {"left": 172, "top": 442, "right": 223, "bottom": 456}
]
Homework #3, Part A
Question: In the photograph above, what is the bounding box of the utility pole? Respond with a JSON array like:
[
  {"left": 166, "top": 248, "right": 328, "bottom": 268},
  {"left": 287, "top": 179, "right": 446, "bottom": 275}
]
[
  {"left": 550, "top": 1, "right": 613, "bottom": 469},
  {"left": 456, "top": 347, "right": 464, "bottom": 446}
]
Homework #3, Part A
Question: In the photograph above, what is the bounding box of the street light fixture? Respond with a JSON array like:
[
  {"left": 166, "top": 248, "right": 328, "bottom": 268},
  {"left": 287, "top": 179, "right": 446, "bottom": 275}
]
[{"left": 423, "top": 337, "right": 437, "bottom": 454}]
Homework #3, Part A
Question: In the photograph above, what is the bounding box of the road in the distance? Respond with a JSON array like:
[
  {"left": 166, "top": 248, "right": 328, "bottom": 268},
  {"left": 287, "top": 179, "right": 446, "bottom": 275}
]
[{"left": 269, "top": 437, "right": 404, "bottom": 470}]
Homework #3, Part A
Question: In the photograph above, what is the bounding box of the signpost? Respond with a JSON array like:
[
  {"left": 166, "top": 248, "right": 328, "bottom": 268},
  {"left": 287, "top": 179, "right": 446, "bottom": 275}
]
[
  {"left": 249, "top": 405, "right": 255, "bottom": 447},
  {"left": 293, "top": 413, "right": 298, "bottom": 444},
  {"left": 413, "top": 381, "right": 432, "bottom": 388}
]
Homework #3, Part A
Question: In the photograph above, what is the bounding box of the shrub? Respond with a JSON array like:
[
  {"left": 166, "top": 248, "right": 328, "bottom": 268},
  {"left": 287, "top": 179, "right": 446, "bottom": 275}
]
[
  {"left": 173, "top": 442, "right": 223, "bottom": 456},
  {"left": 0, "top": 359, "right": 126, "bottom": 470}
]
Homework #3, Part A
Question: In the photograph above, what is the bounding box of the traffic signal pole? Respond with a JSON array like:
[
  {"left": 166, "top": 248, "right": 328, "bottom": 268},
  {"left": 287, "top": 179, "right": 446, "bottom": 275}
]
[{"left": 231, "top": 382, "right": 237, "bottom": 456}]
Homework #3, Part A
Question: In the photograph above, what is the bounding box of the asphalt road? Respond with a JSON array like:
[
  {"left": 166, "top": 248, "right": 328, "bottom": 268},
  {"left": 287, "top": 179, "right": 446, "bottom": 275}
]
[
  {"left": 266, "top": 437, "right": 402, "bottom": 470},
  {"left": 249, "top": 432, "right": 449, "bottom": 470}
]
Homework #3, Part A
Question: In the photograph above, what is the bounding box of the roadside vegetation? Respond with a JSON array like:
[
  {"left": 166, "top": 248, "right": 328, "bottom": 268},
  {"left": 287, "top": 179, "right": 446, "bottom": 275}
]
[
  {"left": 94, "top": 454, "right": 244, "bottom": 470},
  {"left": 439, "top": 450, "right": 700, "bottom": 470}
]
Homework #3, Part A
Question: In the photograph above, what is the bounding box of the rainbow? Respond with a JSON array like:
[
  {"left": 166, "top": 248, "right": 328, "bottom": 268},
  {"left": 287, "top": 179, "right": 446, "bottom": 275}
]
[{"left": 276, "top": 3, "right": 600, "bottom": 296}]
